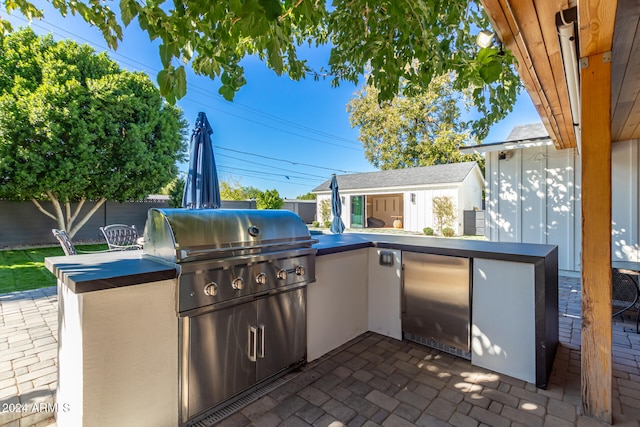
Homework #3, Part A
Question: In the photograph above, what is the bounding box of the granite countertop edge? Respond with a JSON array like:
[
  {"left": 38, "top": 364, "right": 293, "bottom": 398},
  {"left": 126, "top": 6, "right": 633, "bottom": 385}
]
[
  {"left": 46, "top": 233, "right": 558, "bottom": 294},
  {"left": 315, "top": 233, "right": 557, "bottom": 262}
]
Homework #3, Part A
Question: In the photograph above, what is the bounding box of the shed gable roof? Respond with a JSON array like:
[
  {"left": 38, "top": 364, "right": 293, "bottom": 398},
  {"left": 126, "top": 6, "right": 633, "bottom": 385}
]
[
  {"left": 313, "top": 162, "right": 478, "bottom": 193},
  {"left": 505, "top": 123, "right": 549, "bottom": 141},
  {"left": 459, "top": 123, "right": 554, "bottom": 154}
]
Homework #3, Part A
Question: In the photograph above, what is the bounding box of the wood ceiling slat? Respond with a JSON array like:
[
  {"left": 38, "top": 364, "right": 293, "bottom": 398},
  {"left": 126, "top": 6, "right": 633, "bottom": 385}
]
[
  {"left": 508, "top": 0, "right": 575, "bottom": 149},
  {"left": 616, "top": 82, "right": 640, "bottom": 141},
  {"left": 533, "top": 0, "right": 575, "bottom": 150},
  {"left": 610, "top": 0, "right": 639, "bottom": 108},
  {"left": 611, "top": 0, "right": 640, "bottom": 141},
  {"left": 481, "top": 0, "right": 566, "bottom": 148},
  {"left": 481, "top": 0, "right": 565, "bottom": 148}
]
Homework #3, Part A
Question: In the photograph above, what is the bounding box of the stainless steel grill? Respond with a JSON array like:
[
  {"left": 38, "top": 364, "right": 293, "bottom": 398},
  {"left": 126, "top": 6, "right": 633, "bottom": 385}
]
[{"left": 143, "top": 208, "right": 317, "bottom": 425}]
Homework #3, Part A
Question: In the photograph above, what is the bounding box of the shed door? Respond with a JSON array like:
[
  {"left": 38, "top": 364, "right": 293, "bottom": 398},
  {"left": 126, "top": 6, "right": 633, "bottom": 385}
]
[{"left": 351, "top": 195, "right": 364, "bottom": 228}]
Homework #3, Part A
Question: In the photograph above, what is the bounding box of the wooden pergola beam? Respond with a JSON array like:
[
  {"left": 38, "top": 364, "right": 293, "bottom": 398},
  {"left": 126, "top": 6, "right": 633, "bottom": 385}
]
[
  {"left": 580, "top": 51, "right": 613, "bottom": 424},
  {"left": 578, "top": 1, "right": 617, "bottom": 423}
]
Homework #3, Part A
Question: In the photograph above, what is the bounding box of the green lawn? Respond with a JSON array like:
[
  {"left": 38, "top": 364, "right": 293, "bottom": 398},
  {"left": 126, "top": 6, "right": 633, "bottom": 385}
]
[{"left": 0, "top": 244, "right": 108, "bottom": 294}]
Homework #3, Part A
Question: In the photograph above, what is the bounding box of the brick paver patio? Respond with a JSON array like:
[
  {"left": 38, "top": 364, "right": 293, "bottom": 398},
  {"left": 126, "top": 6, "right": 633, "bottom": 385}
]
[{"left": 1, "top": 276, "right": 639, "bottom": 426}]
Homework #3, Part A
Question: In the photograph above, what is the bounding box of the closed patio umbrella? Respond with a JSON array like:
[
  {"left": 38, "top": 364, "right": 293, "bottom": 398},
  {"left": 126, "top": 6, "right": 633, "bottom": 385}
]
[
  {"left": 182, "top": 112, "right": 221, "bottom": 209},
  {"left": 329, "top": 174, "right": 345, "bottom": 234}
]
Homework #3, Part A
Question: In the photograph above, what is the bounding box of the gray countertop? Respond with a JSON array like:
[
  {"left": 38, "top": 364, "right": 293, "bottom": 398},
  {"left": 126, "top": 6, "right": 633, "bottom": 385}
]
[
  {"left": 45, "top": 250, "right": 178, "bottom": 294},
  {"left": 46, "top": 233, "right": 557, "bottom": 294},
  {"left": 314, "top": 232, "right": 557, "bottom": 262}
]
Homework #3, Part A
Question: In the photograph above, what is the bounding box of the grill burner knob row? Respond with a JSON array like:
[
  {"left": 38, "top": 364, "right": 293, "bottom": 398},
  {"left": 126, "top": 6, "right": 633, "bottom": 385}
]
[
  {"left": 276, "top": 266, "right": 306, "bottom": 280},
  {"left": 232, "top": 277, "right": 244, "bottom": 290},
  {"left": 204, "top": 282, "right": 218, "bottom": 296},
  {"left": 256, "top": 273, "right": 267, "bottom": 285}
]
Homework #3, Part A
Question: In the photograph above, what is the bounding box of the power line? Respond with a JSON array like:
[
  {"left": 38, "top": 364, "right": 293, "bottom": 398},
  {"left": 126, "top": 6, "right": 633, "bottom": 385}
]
[
  {"left": 216, "top": 146, "right": 361, "bottom": 174},
  {"left": 217, "top": 167, "right": 321, "bottom": 188},
  {"left": 217, "top": 163, "right": 322, "bottom": 183},
  {"left": 179, "top": 93, "right": 362, "bottom": 152},
  {"left": 216, "top": 153, "right": 330, "bottom": 180},
  {"left": 3, "top": 10, "right": 363, "bottom": 151}
]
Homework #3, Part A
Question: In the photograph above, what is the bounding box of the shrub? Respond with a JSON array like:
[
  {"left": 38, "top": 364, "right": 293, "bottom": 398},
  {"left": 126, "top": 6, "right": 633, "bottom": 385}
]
[
  {"left": 442, "top": 227, "right": 455, "bottom": 237},
  {"left": 312, "top": 220, "right": 320, "bottom": 227},
  {"left": 256, "top": 188, "right": 284, "bottom": 209},
  {"left": 320, "top": 199, "right": 331, "bottom": 225},
  {"left": 432, "top": 196, "right": 456, "bottom": 233},
  {"left": 324, "top": 220, "right": 332, "bottom": 228},
  {"left": 423, "top": 227, "right": 434, "bottom": 236}
]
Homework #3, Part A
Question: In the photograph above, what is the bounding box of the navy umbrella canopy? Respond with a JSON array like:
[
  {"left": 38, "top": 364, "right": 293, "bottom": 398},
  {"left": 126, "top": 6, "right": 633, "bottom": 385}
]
[
  {"left": 329, "top": 174, "right": 345, "bottom": 234},
  {"left": 182, "top": 112, "right": 221, "bottom": 209}
]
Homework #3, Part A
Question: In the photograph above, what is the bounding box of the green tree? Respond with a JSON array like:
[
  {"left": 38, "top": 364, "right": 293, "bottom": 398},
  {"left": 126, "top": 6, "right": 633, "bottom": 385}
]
[
  {"left": 1, "top": 1, "right": 520, "bottom": 139},
  {"left": 0, "top": 28, "right": 187, "bottom": 237},
  {"left": 297, "top": 192, "right": 317, "bottom": 200},
  {"left": 348, "top": 73, "right": 484, "bottom": 170},
  {"left": 432, "top": 196, "right": 456, "bottom": 233},
  {"left": 220, "top": 177, "right": 263, "bottom": 200},
  {"left": 166, "top": 178, "right": 185, "bottom": 208},
  {"left": 256, "top": 189, "right": 284, "bottom": 210}
]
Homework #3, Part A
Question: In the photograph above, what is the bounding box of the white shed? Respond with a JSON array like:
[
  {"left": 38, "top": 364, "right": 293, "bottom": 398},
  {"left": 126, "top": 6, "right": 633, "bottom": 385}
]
[
  {"left": 461, "top": 123, "right": 640, "bottom": 274},
  {"left": 312, "top": 162, "right": 484, "bottom": 236}
]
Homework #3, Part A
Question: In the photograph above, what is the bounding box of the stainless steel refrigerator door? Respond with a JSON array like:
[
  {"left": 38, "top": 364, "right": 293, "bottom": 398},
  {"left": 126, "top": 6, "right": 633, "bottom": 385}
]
[
  {"left": 185, "top": 303, "right": 256, "bottom": 420},
  {"left": 256, "top": 288, "right": 307, "bottom": 381},
  {"left": 401, "top": 252, "right": 470, "bottom": 351}
]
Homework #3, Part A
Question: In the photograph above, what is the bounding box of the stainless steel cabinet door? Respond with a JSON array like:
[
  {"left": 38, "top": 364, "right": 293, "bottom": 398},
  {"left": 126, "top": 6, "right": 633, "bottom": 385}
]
[
  {"left": 256, "top": 288, "right": 307, "bottom": 381},
  {"left": 185, "top": 303, "right": 256, "bottom": 420},
  {"left": 402, "top": 252, "right": 470, "bottom": 351}
]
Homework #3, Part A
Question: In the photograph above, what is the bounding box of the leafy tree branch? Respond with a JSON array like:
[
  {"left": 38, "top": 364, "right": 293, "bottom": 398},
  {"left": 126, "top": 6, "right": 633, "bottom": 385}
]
[{"left": 1, "top": 0, "right": 521, "bottom": 139}]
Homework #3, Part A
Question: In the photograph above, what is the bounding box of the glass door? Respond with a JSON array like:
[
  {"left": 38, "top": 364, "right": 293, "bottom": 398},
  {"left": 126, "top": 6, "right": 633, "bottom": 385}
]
[{"left": 351, "top": 195, "right": 364, "bottom": 228}]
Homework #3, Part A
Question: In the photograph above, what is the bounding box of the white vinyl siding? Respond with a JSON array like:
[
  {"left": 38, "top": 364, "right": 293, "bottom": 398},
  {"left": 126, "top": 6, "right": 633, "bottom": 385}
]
[{"left": 485, "top": 138, "right": 640, "bottom": 272}]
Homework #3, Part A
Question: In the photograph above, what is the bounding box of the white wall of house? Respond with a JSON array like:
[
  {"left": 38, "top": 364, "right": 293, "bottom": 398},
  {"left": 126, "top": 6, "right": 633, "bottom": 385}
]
[
  {"left": 315, "top": 165, "right": 484, "bottom": 235},
  {"left": 484, "top": 139, "right": 640, "bottom": 273},
  {"left": 485, "top": 142, "right": 581, "bottom": 272},
  {"left": 402, "top": 186, "right": 459, "bottom": 234},
  {"left": 612, "top": 140, "right": 640, "bottom": 262},
  {"left": 317, "top": 184, "right": 481, "bottom": 235},
  {"left": 458, "top": 168, "right": 485, "bottom": 231}
]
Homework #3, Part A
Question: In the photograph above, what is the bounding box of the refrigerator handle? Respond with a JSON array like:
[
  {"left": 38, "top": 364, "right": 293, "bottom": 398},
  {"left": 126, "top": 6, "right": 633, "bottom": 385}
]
[
  {"left": 248, "top": 326, "right": 257, "bottom": 362},
  {"left": 401, "top": 264, "right": 406, "bottom": 314},
  {"left": 257, "top": 324, "right": 265, "bottom": 358}
]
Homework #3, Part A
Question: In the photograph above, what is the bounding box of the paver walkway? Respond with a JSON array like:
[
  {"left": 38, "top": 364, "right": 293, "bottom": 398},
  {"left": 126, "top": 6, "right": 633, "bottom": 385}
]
[
  {"left": 1, "top": 276, "right": 639, "bottom": 426},
  {"left": 0, "top": 287, "right": 57, "bottom": 427}
]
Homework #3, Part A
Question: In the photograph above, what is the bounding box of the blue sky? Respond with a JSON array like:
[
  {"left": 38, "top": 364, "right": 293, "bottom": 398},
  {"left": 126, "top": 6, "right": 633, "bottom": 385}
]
[{"left": 2, "top": 4, "right": 541, "bottom": 199}]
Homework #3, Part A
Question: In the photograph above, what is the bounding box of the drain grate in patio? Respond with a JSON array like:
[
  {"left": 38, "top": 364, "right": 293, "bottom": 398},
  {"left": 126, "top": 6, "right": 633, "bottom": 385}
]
[{"left": 186, "top": 372, "right": 298, "bottom": 427}]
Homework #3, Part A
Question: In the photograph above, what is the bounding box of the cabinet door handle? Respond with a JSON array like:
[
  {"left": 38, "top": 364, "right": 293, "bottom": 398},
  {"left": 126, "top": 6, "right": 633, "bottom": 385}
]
[
  {"left": 401, "top": 264, "right": 406, "bottom": 314},
  {"left": 257, "top": 324, "right": 265, "bottom": 358},
  {"left": 248, "top": 326, "right": 257, "bottom": 362}
]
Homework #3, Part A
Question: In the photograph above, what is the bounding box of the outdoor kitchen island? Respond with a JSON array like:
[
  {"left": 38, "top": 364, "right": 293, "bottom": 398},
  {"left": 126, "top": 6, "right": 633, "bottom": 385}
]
[
  {"left": 46, "top": 231, "right": 558, "bottom": 427},
  {"left": 308, "top": 233, "right": 559, "bottom": 391}
]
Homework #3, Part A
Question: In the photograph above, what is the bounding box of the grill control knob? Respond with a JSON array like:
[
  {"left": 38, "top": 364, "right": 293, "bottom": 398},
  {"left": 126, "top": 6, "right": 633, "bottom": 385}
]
[
  {"left": 204, "top": 282, "right": 218, "bottom": 296},
  {"left": 295, "top": 266, "right": 305, "bottom": 276},
  {"left": 256, "top": 273, "right": 267, "bottom": 285},
  {"left": 232, "top": 277, "right": 244, "bottom": 290},
  {"left": 276, "top": 269, "right": 287, "bottom": 280}
]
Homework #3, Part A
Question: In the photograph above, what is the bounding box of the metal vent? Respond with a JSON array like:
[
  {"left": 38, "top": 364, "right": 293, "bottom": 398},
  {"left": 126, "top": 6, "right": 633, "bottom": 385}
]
[
  {"left": 404, "top": 332, "right": 471, "bottom": 360},
  {"left": 186, "top": 373, "right": 297, "bottom": 426}
]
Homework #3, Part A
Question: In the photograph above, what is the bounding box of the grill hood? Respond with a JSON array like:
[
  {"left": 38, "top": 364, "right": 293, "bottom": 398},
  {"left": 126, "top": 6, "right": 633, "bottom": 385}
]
[{"left": 143, "top": 208, "right": 316, "bottom": 263}]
